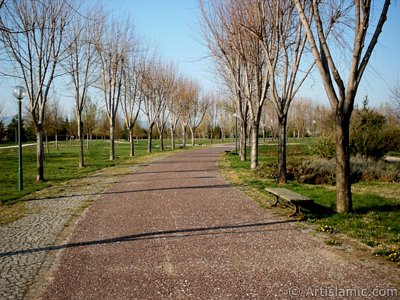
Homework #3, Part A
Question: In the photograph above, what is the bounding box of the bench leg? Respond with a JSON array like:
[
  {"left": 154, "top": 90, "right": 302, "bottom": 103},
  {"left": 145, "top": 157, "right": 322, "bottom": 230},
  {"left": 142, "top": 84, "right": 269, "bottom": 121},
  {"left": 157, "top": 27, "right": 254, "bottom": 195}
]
[
  {"left": 271, "top": 196, "right": 279, "bottom": 207},
  {"left": 289, "top": 204, "right": 301, "bottom": 217}
]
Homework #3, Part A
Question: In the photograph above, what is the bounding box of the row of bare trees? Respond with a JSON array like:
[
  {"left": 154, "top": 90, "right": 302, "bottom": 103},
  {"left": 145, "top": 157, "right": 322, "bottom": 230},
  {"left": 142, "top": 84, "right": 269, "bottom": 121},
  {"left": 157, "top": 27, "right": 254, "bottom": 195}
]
[
  {"left": 0, "top": 0, "right": 212, "bottom": 182},
  {"left": 200, "top": 0, "right": 391, "bottom": 213},
  {"left": 0, "top": 0, "right": 392, "bottom": 213}
]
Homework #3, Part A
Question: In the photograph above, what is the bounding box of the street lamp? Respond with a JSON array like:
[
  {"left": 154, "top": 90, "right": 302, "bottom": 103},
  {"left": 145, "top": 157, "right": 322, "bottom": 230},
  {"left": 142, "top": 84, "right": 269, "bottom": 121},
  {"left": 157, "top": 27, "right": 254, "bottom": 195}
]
[
  {"left": 312, "top": 120, "right": 316, "bottom": 138},
  {"left": 233, "top": 113, "right": 238, "bottom": 154},
  {"left": 13, "top": 85, "right": 27, "bottom": 190}
]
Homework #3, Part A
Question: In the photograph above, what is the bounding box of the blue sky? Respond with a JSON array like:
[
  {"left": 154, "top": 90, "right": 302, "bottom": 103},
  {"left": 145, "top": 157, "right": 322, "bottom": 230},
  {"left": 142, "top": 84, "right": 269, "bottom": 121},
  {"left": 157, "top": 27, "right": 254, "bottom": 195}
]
[
  {"left": 106, "top": 0, "right": 400, "bottom": 109},
  {"left": 1, "top": 0, "right": 399, "bottom": 118},
  {"left": 106, "top": 0, "right": 216, "bottom": 93}
]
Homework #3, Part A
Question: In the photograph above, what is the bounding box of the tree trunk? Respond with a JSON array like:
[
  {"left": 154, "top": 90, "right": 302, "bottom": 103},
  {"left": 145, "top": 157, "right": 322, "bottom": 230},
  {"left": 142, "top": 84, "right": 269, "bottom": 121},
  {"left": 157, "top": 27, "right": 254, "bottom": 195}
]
[
  {"left": 147, "top": 125, "right": 153, "bottom": 153},
  {"left": 277, "top": 116, "right": 288, "bottom": 184},
  {"left": 250, "top": 122, "right": 259, "bottom": 170},
  {"left": 36, "top": 126, "right": 45, "bottom": 181},
  {"left": 45, "top": 132, "right": 49, "bottom": 154},
  {"left": 262, "top": 127, "right": 266, "bottom": 144},
  {"left": 239, "top": 121, "right": 247, "bottom": 161},
  {"left": 109, "top": 122, "right": 115, "bottom": 161},
  {"left": 190, "top": 128, "right": 195, "bottom": 146},
  {"left": 78, "top": 118, "right": 84, "bottom": 168},
  {"left": 271, "top": 126, "right": 275, "bottom": 142},
  {"left": 335, "top": 112, "right": 352, "bottom": 213},
  {"left": 129, "top": 128, "right": 134, "bottom": 157},
  {"left": 171, "top": 128, "right": 176, "bottom": 150},
  {"left": 182, "top": 125, "right": 187, "bottom": 147},
  {"left": 159, "top": 129, "right": 164, "bottom": 151}
]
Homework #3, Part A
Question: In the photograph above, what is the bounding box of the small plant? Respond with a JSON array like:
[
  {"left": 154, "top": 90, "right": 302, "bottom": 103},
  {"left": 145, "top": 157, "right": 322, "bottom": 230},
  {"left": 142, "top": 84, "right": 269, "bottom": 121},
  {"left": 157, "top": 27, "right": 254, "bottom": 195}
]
[
  {"left": 372, "top": 246, "right": 400, "bottom": 266},
  {"left": 363, "top": 240, "right": 381, "bottom": 247},
  {"left": 325, "top": 239, "right": 342, "bottom": 246},
  {"left": 318, "top": 225, "right": 336, "bottom": 233}
]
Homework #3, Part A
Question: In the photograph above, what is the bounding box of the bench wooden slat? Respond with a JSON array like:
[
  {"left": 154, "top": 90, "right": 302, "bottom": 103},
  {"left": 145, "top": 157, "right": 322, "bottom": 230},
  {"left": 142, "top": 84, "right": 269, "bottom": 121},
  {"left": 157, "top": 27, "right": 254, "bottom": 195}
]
[
  {"left": 265, "top": 187, "right": 311, "bottom": 201},
  {"left": 265, "top": 187, "right": 313, "bottom": 217}
]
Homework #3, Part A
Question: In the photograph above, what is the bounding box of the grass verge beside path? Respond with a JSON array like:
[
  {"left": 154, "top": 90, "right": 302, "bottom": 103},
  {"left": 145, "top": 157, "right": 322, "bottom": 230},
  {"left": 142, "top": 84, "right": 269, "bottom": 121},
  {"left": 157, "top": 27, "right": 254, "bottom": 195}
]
[
  {"left": 0, "top": 140, "right": 154, "bottom": 204},
  {"left": 219, "top": 145, "right": 400, "bottom": 268}
]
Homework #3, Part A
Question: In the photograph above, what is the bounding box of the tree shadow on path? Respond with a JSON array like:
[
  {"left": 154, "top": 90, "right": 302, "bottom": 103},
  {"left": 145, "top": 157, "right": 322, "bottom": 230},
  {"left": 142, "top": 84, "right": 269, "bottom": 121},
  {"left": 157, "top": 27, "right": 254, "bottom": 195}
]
[{"left": 0, "top": 220, "right": 297, "bottom": 258}]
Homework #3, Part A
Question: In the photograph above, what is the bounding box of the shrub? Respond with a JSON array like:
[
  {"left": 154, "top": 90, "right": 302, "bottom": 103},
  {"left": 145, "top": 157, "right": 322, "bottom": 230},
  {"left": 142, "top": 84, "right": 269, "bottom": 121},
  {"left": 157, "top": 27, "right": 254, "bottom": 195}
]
[
  {"left": 350, "top": 107, "right": 400, "bottom": 160},
  {"left": 310, "top": 134, "right": 336, "bottom": 159},
  {"left": 296, "top": 158, "right": 336, "bottom": 185},
  {"left": 311, "top": 107, "right": 400, "bottom": 161},
  {"left": 350, "top": 157, "right": 400, "bottom": 182},
  {"left": 256, "top": 156, "right": 400, "bottom": 184},
  {"left": 289, "top": 158, "right": 399, "bottom": 184},
  {"left": 255, "top": 162, "right": 278, "bottom": 180}
]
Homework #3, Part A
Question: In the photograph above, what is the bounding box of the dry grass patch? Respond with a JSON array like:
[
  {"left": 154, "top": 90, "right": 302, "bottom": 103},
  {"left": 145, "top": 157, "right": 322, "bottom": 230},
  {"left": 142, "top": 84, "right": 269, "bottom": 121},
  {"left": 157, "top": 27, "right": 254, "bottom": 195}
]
[{"left": 0, "top": 202, "right": 27, "bottom": 225}]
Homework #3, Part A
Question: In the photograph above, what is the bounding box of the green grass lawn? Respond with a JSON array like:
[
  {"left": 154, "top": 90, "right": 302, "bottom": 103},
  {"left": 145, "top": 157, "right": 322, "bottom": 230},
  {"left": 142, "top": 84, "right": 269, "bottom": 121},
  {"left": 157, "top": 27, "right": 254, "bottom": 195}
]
[
  {"left": 0, "top": 139, "right": 167, "bottom": 204},
  {"left": 0, "top": 137, "right": 229, "bottom": 204},
  {"left": 225, "top": 139, "right": 400, "bottom": 266}
]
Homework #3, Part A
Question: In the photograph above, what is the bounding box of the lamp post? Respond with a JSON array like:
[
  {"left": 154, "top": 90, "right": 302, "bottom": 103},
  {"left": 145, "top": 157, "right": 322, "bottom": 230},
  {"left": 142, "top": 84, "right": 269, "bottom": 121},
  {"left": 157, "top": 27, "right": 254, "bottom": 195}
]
[
  {"left": 233, "top": 113, "right": 238, "bottom": 154},
  {"left": 312, "top": 120, "right": 316, "bottom": 138},
  {"left": 13, "top": 85, "right": 27, "bottom": 190}
]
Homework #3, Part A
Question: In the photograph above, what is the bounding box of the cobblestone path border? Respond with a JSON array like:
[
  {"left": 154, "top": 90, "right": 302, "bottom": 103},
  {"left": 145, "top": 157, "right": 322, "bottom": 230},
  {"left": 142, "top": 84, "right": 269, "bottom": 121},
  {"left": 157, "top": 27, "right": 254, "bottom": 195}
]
[{"left": 0, "top": 153, "right": 171, "bottom": 300}]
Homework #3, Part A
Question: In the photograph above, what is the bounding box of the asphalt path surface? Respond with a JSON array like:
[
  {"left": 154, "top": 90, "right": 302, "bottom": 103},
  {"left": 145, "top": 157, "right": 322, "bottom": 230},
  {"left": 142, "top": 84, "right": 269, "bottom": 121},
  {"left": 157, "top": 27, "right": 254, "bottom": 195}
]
[{"left": 38, "top": 146, "right": 398, "bottom": 299}]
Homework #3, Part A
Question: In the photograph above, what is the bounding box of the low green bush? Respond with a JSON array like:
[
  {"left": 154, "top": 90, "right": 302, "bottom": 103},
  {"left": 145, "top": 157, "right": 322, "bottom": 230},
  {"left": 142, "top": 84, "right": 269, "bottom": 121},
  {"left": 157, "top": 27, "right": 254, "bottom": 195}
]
[
  {"left": 256, "top": 157, "right": 400, "bottom": 184},
  {"left": 310, "top": 134, "right": 336, "bottom": 159},
  {"left": 350, "top": 108, "right": 400, "bottom": 160},
  {"left": 311, "top": 107, "right": 400, "bottom": 161}
]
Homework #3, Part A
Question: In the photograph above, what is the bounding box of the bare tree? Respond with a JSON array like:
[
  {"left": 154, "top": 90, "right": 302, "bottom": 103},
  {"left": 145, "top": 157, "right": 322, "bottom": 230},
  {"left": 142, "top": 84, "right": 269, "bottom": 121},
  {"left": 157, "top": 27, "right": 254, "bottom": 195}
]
[
  {"left": 46, "top": 96, "right": 64, "bottom": 151},
  {"left": 295, "top": 0, "right": 391, "bottom": 212},
  {"left": 0, "top": 0, "right": 73, "bottom": 181},
  {"left": 0, "top": 102, "right": 5, "bottom": 122},
  {"left": 96, "top": 19, "right": 131, "bottom": 160},
  {"left": 390, "top": 81, "right": 400, "bottom": 125},
  {"left": 156, "top": 100, "right": 169, "bottom": 151},
  {"left": 186, "top": 86, "right": 209, "bottom": 146},
  {"left": 82, "top": 96, "right": 98, "bottom": 145},
  {"left": 217, "top": 98, "right": 233, "bottom": 142},
  {"left": 200, "top": 0, "right": 269, "bottom": 169},
  {"left": 141, "top": 58, "right": 173, "bottom": 153},
  {"left": 199, "top": 0, "right": 250, "bottom": 161},
  {"left": 168, "top": 77, "right": 187, "bottom": 150},
  {"left": 289, "top": 98, "right": 313, "bottom": 139},
  {"left": 65, "top": 6, "right": 102, "bottom": 167},
  {"left": 240, "top": 0, "right": 314, "bottom": 181},
  {"left": 0, "top": 0, "right": 34, "bottom": 34},
  {"left": 155, "top": 63, "right": 176, "bottom": 151},
  {"left": 260, "top": 101, "right": 273, "bottom": 143},
  {"left": 206, "top": 95, "right": 219, "bottom": 144},
  {"left": 120, "top": 55, "right": 143, "bottom": 157}
]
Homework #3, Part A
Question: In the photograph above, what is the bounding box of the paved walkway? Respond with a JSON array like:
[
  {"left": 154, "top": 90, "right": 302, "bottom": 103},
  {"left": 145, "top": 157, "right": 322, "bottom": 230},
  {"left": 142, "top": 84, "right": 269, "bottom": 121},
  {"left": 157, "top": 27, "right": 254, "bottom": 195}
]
[
  {"left": 35, "top": 146, "right": 398, "bottom": 299},
  {"left": 0, "top": 155, "right": 165, "bottom": 300},
  {"left": 1, "top": 146, "right": 399, "bottom": 299}
]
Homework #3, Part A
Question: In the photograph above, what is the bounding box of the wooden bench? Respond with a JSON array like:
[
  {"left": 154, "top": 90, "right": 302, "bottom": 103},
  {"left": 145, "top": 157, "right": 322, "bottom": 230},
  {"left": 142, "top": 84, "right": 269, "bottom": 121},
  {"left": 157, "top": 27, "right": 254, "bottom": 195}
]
[{"left": 265, "top": 187, "right": 313, "bottom": 217}]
